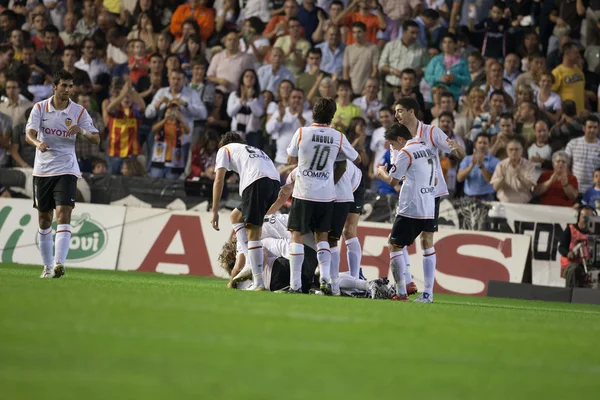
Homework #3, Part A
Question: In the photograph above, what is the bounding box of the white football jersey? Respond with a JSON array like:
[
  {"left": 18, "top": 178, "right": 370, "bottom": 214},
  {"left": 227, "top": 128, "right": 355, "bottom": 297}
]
[
  {"left": 287, "top": 124, "right": 358, "bottom": 202},
  {"left": 215, "top": 142, "right": 280, "bottom": 195},
  {"left": 389, "top": 138, "right": 437, "bottom": 219},
  {"left": 262, "top": 213, "right": 292, "bottom": 241},
  {"left": 414, "top": 122, "right": 453, "bottom": 198},
  {"left": 287, "top": 162, "right": 361, "bottom": 203},
  {"left": 26, "top": 97, "right": 98, "bottom": 178}
]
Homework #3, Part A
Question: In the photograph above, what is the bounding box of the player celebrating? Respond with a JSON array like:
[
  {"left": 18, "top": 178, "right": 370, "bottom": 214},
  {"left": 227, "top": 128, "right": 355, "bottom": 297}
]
[
  {"left": 26, "top": 70, "right": 100, "bottom": 278},
  {"left": 376, "top": 123, "right": 437, "bottom": 301},
  {"left": 283, "top": 97, "right": 360, "bottom": 294},
  {"left": 211, "top": 132, "right": 281, "bottom": 291},
  {"left": 393, "top": 98, "right": 465, "bottom": 302}
]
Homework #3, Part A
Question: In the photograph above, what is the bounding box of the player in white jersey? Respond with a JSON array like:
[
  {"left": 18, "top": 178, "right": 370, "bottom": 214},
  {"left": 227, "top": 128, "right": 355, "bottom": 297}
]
[
  {"left": 25, "top": 70, "right": 100, "bottom": 279},
  {"left": 211, "top": 132, "right": 281, "bottom": 291},
  {"left": 393, "top": 97, "right": 465, "bottom": 302},
  {"left": 282, "top": 97, "right": 360, "bottom": 294},
  {"left": 375, "top": 123, "right": 437, "bottom": 301}
]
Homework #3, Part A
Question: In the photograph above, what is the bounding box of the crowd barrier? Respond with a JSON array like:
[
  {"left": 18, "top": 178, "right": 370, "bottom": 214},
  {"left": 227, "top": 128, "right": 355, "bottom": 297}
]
[{"left": 0, "top": 198, "right": 530, "bottom": 296}]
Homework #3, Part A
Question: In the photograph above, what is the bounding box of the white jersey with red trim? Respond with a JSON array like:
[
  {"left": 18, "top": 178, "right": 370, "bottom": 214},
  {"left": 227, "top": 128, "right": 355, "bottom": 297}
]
[
  {"left": 262, "top": 213, "right": 291, "bottom": 241},
  {"left": 389, "top": 138, "right": 437, "bottom": 219},
  {"left": 287, "top": 161, "right": 362, "bottom": 203},
  {"left": 26, "top": 97, "right": 98, "bottom": 178},
  {"left": 215, "top": 142, "right": 280, "bottom": 195},
  {"left": 286, "top": 124, "right": 358, "bottom": 202},
  {"left": 414, "top": 121, "right": 453, "bottom": 198}
]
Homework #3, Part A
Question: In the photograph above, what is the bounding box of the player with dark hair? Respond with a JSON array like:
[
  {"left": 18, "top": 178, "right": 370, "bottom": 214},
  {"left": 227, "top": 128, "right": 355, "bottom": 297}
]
[{"left": 26, "top": 70, "right": 100, "bottom": 278}]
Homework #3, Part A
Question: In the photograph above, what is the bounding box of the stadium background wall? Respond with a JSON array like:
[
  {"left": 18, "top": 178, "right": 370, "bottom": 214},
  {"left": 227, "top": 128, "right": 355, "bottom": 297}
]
[{"left": 0, "top": 199, "right": 530, "bottom": 296}]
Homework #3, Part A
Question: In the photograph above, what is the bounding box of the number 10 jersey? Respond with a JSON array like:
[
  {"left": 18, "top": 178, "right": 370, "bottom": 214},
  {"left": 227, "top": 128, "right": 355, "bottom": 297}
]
[{"left": 287, "top": 124, "right": 358, "bottom": 202}]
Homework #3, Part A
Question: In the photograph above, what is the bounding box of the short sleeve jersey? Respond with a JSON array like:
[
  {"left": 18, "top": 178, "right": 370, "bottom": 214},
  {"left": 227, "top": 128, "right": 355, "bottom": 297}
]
[
  {"left": 389, "top": 138, "right": 437, "bottom": 219},
  {"left": 215, "top": 142, "right": 280, "bottom": 195},
  {"left": 288, "top": 161, "right": 361, "bottom": 203},
  {"left": 26, "top": 97, "right": 98, "bottom": 178},
  {"left": 286, "top": 124, "right": 358, "bottom": 202},
  {"left": 262, "top": 213, "right": 291, "bottom": 241},
  {"left": 414, "top": 121, "right": 453, "bottom": 198}
]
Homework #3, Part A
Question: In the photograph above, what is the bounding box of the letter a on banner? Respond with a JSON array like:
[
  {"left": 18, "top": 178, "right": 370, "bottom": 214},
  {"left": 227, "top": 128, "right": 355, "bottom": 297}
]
[{"left": 138, "top": 215, "right": 213, "bottom": 276}]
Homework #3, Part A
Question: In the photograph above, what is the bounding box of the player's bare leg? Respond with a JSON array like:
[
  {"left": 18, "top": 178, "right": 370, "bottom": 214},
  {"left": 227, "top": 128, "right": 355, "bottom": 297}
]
[
  {"left": 52, "top": 205, "right": 73, "bottom": 278},
  {"left": 38, "top": 210, "right": 54, "bottom": 278},
  {"left": 343, "top": 214, "right": 361, "bottom": 279},
  {"left": 388, "top": 243, "right": 409, "bottom": 301},
  {"left": 416, "top": 232, "right": 436, "bottom": 303}
]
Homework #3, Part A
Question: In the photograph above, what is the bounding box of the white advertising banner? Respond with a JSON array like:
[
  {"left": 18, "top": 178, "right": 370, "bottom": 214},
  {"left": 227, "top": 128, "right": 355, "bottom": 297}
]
[
  {"left": 498, "top": 203, "right": 576, "bottom": 287},
  {"left": 0, "top": 198, "right": 125, "bottom": 270}
]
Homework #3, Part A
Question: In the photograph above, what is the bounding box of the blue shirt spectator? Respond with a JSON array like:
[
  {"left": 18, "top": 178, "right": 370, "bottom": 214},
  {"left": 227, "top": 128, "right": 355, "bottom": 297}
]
[
  {"left": 377, "top": 149, "right": 398, "bottom": 195},
  {"left": 257, "top": 62, "right": 295, "bottom": 96},
  {"left": 315, "top": 34, "right": 345, "bottom": 76},
  {"left": 583, "top": 186, "right": 600, "bottom": 209},
  {"left": 458, "top": 151, "right": 500, "bottom": 199},
  {"left": 297, "top": 2, "right": 325, "bottom": 43}
]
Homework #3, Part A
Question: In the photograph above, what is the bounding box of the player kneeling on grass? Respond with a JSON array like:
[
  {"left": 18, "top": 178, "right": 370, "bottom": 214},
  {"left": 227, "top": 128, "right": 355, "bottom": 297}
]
[
  {"left": 26, "top": 70, "right": 100, "bottom": 278},
  {"left": 375, "top": 123, "right": 437, "bottom": 302},
  {"left": 211, "top": 132, "right": 281, "bottom": 291}
]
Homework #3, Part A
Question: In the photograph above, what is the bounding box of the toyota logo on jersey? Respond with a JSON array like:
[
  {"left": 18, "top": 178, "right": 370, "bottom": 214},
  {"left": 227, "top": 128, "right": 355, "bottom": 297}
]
[{"left": 40, "top": 126, "right": 73, "bottom": 137}]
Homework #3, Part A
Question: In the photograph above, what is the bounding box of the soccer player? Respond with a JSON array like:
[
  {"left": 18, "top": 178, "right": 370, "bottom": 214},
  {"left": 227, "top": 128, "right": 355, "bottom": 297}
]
[
  {"left": 376, "top": 123, "right": 437, "bottom": 301},
  {"left": 283, "top": 97, "right": 360, "bottom": 294},
  {"left": 393, "top": 97, "right": 465, "bottom": 302},
  {"left": 26, "top": 70, "right": 100, "bottom": 278},
  {"left": 211, "top": 132, "right": 281, "bottom": 291}
]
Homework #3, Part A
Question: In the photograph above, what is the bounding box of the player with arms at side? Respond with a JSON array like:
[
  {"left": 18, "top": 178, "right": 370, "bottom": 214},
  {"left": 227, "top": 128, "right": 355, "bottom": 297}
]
[
  {"left": 376, "top": 123, "right": 437, "bottom": 301},
  {"left": 211, "top": 132, "right": 281, "bottom": 291},
  {"left": 26, "top": 70, "right": 100, "bottom": 278},
  {"left": 393, "top": 97, "right": 465, "bottom": 302},
  {"left": 282, "top": 97, "right": 360, "bottom": 294}
]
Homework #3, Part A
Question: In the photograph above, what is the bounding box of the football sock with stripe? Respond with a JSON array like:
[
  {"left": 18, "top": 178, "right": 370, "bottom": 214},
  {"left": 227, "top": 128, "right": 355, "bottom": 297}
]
[
  {"left": 402, "top": 246, "right": 413, "bottom": 284},
  {"left": 345, "top": 237, "right": 361, "bottom": 279},
  {"left": 54, "top": 224, "right": 71, "bottom": 265},
  {"left": 289, "top": 243, "right": 304, "bottom": 291},
  {"left": 247, "top": 240, "right": 264, "bottom": 288},
  {"left": 423, "top": 247, "right": 436, "bottom": 295},
  {"left": 390, "top": 250, "right": 407, "bottom": 296},
  {"left": 317, "top": 241, "right": 331, "bottom": 283},
  {"left": 330, "top": 246, "right": 340, "bottom": 293},
  {"left": 38, "top": 227, "right": 53, "bottom": 267}
]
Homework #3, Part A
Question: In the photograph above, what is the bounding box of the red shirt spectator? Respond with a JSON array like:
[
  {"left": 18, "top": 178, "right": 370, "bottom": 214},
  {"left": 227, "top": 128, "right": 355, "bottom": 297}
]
[
  {"left": 535, "top": 151, "right": 579, "bottom": 207},
  {"left": 334, "top": 0, "right": 386, "bottom": 45},
  {"left": 170, "top": 0, "right": 216, "bottom": 43}
]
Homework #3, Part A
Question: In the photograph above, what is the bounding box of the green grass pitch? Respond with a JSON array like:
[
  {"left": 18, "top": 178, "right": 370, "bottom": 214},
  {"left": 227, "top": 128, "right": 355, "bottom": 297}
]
[{"left": 1, "top": 264, "right": 599, "bottom": 400}]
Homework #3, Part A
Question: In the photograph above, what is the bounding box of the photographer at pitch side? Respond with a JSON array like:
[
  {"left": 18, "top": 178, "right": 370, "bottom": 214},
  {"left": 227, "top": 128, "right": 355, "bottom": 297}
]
[{"left": 558, "top": 205, "right": 597, "bottom": 288}]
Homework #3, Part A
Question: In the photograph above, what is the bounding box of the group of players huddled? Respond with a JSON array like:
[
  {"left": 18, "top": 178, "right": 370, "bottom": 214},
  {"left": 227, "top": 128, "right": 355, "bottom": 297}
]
[{"left": 211, "top": 96, "right": 465, "bottom": 303}]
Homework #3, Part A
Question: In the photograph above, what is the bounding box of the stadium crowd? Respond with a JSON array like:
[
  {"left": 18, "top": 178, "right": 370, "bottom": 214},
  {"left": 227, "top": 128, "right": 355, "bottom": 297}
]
[{"left": 1, "top": 0, "right": 600, "bottom": 210}]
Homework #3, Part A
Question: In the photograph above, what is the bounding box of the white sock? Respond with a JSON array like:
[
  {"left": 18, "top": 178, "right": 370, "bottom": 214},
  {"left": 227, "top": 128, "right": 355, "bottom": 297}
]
[
  {"left": 330, "top": 246, "right": 340, "bottom": 293},
  {"left": 247, "top": 240, "right": 264, "bottom": 287},
  {"left": 402, "top": 246, "right": 413, "bottom": 284},
  {"left": 339, "top": 274, "right": 369, "bottom": 291},
  {"left": 423, "top": 247, "right": 436, "bottom": 295},
  {"left": 317, "top": 241, "right": 331, "bottom": 283},
  {"left": 232, "top": 223, "right": 248, "bottom": 254},
  {"left": 345, "top": 237, "right": 361, "bottom": 278},
  {"left": 54, "top": 224, "right": 71, "bottom": 265},
  {"left": 289, "top": 243, "right": 304, "bottom": 290},
  {"left": 390, "top": 250, "right": 407, "bottom": 296},
  {"left": 38, "top": 227, "right": 53, "bottom": 266}
]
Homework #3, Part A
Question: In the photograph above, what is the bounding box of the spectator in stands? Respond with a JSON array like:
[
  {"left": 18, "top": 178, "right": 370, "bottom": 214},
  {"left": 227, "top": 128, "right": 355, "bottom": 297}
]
[
  {"left": 481, "top": 59, "right": 515, "bottom": 103},
  {"left": 379, "top": 20, "right": 429, "bottom": 99},
  {"left": 343, "top": 22, "right": 379, "bottom": 96},
  {"left": 127, "top": 12, "right": 158, "bottom": 53},
  {"left": 424, "top": 33, "right": 470, "bottom": 101},
  {"left": 150, "top": 102, "right": 190, "bottom": 179},
  {"left": 263, "top": 0, "right": 304, "bottom": 42},
  {"left": 550, "top": 100, "right": 582, "bottom": 151},
  {"left": 489, "top": 113, "right": 519, "bottom": 160},
  {"left": 476, "top": 1, "right": 510, "bottom": 60},
  {"left": 515, "top": 101, "right": 539, "bottom": 146},
  {"left": 36, "top": 25, "right": 62, "bottom": 75},
  {"left": 527, "top": 120, "right": 553, "bottom": 170},
  {"left": 59, "top": 12, "right": 77, "bottom": 46},
  {"left": 401, "top": 8, "right": 442, "bottom": 48},
  {"left": 171, "top": 18, "right": 201, "bottom": 55},
  {"left": 189, "top": 130, "right": 220, "bottom": 180},
  {"left": 334, "top": 0, "right": 386, "bottom": 46},
  {"left": 106, "top": 27, "right": 130, "bottom": 71},
  {"left": 297, "top": 0, "right": 326, "bottom": 42},
  {"left": 121, "top": 158, "right": 147, "bottom": 177},
  {"left": 536, "top": 72, "right": 562, "bottom": 125},
  {"left": 517, "top": 32, "right": 540, "bottom": 69},
  {"left": 75, "top": 38, "right": 110, "bottom": 94},
  {"left": 471, "top": 89, "right": 506, "bottom": 140},
  {"left": 106, "top": 79, "right": 146, "bottom": 174},
  {"left": 559, "top": 205, "right": 595, "bottom": 288},
  {"left": 76, "top": 92, "right": 105, "bottom": 173},
  {"left": 332, "top": 79, "right": 362, "bottom": 132},
  {"left": 457, "top": 133, "right": 500, "bottom": 200},
  {"left": 165, "top": 53, "right": 183, "bottom": 77},
  {"left": 188, "top": 57, "right": 215, "bottom": 106},
  {"left": 503, "top": 53, "right": 521, "bottom": 85},
  {"left": 296, "top": 48, "right": 329, "bottom": 105},
  {"left": 170, "top": 0, "right": 215, "bottom": 44},
  {"left": 30, "top": 12, "right": 48, "bottom": 51},
  {"left": 0, "top": 107, "right": 12, "bottom": 169},
  {"left": 258, "top": 47, "right": 295, "bottom": 94},
  {"left": 491, "top": 138, "right": 537, "bottom": 203},
  {"left": 227, "top": 69, "right": 265, "bottom": 148},
  {"left": 239, "top": 17, "right": 270, "bottom": 66},
  {"left": 274, "top": 18, "right": 311, "bottom": 76},
  {"left": 0, "top": 76, "right": 32, "bottom": 128},
  {"left": 312, "top": 1, "right": 345, "bottom": 44},
  {"left": 156, "top": 31, "right": 173, "bottom": 60},
  {"left": 214, "top": 0, "right": 241, "bottom": 45},
  {"left": 515, "top": 53, "right": 546, "bottom": 89},
  {"left": 10, "top": 106, "right": 33, "bottom": 169},
  {"left": 369, "top": 107, "right": 394, "bottom": 188},
  {"left": 128, "top": 39, "right": 150, "bottom": 85},
  {"left": 0, "top": 10, "right": 18, "bottom": 45},
  {"left": 552, "top": 42, "right": 586, "bottom": 114},
  {"left": 352, "top": 77, "right": 383, "bottom": 136},
  {"left": 9, "top": 28, "right": 24, "bottom": 62},
  {"left": 388, "top": 68, "right": 426, "bottom": 112},
  {"left": 565, "top": 116, "right": 600, "bottom": 194},
  {"left": 582, "top": 169, "right": 600, "bottom": 210},
  {"left": 266, "top": 79, "right": 294, "bottom": 120},
  {"left": 467, "top": 51, "right": 486, "bottom": 90},
  {"left": 438, "top": 111, "right": 466, "bottom": 151},
  {"left": 315, "top": 25, "right": 344, "bottom": 77},
  {"left": 207, "top": 31, "right": 255, "bottom": 94},
  {"left": 266, "top": 88, "right": 312, "bottom": 166},
  {"left": 463, "top": 87, "right": 486, "bottom": 133},
  {"left": 206, "top": 89, "right": 231, "bottom": 135},
  {"left": 535, "top": 151, "right": 579, "bottom": 207},
  {"left": 91, "top": 158, "right": 107, "bottom": 175},
  {"left": 180, "top": 35, "right": 203, "bottom": 79},
  {"left": 432, "top": 91, "right": 469, "bottom": 140},
  {"left": 346, "top": 117, "right": 370, "bottom": 170},
  {"left": 73, "top": 0, "right": 98, "bottom": 44}
]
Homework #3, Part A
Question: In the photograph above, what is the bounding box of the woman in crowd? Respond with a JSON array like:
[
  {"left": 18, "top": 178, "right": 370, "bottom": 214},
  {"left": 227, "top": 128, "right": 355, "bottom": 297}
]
[
  {"left": 424, "top": 33, "right": 471, "bottom": 103},
  {"left": 127, "top": 12, "right": 158, "bottom": 53},
  {"left": 133, "top": 0, "right": 164, "bottom": 31},
  {"left": 214, "top": 0, "right": 241, "bottom": 41},
  {"left": 206, "top": 89, "right": 231, "bottom": 135},
  {"left": 534, "top": 151, "right": 578, "bottom": 207},
  {"left": 181, "top": 34, "right": 204, "bottom": 79},
  {"left": 346, "top": 117, "right": 370, "bottom": 172},
  {"left": 518, "top": 32, "right": 541, "bottom": 71},
  {"left": 266, "top": 80, "right": 294, "bottom": 121},
  {"left": 239, "top": 17, "right": 270, "bottom": 67},
  {"left": 171, "top": 18, "right": 201, "bottom": 55},
  {"left": 227, "top": 69, "right": 265, "bottom": 148},
  {"left": 535, "top": 72, "right": 562, "bottom": 125},
  {"left": 189, "top": 130, "right": 220, "bottom": 180}
]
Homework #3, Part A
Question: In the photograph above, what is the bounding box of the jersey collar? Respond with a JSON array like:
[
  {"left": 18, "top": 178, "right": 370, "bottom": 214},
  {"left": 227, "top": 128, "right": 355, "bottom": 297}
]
[{"left": 46, "top": 96, "right": 73, "bottom": 114}]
